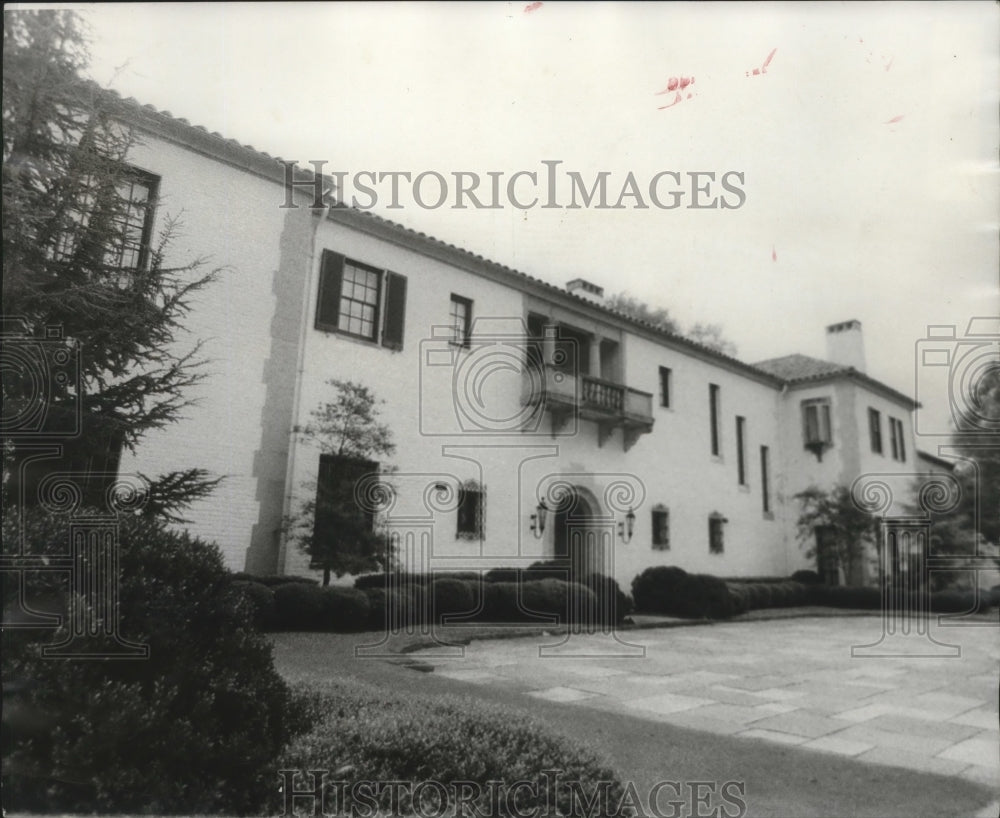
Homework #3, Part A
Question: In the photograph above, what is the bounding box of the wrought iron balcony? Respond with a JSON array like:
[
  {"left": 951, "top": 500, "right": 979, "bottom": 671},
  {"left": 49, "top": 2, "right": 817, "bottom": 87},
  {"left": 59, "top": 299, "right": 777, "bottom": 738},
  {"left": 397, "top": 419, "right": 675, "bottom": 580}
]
[{"left": 523, "top": 365, "right": 654, "bottom": 450}]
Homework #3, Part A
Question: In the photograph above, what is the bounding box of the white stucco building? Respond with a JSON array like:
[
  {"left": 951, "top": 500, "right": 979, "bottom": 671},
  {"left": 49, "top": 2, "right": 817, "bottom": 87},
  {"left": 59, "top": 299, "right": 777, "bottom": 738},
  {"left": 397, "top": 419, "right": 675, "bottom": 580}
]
[{"left": 99, "top": 92, "right": 934, "bottom": 588}]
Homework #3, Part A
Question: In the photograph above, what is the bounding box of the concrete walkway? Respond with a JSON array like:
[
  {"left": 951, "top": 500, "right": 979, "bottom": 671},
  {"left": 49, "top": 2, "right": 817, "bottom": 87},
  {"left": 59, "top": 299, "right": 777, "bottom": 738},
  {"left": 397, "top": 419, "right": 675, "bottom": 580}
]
[{"left": 417, "top": 615, "right": 999, "bottom": 790}]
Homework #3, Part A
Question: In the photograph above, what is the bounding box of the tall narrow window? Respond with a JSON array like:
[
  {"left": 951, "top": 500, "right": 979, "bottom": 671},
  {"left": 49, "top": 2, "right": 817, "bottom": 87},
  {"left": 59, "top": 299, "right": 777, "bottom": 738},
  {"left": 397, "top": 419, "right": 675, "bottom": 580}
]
[
  {"left": 651, "top": 505, "right": 670, "bottom": 549},
  {"left": 659, "top": 366, "right": 672, "bottom": 408},
  {"left": 313, "top": 455, "right": 378, "bottom": 569},
  {"left": 868, "top": 408, "right": 883, "bottom": 454},
  {"left": 889, "top": 417, "right": 906, "bottom": 462},
  {"left": 760, "top": 445, "right": 771, "bottom": 514},
  {"left": 709, "top": 384, "right": 720, "bottom": 456},
  {"left": 736, "top": 416, "right": 747, "bottom": 485},
  {"left": 449, "top": 294, "right": 472, "bottom": 347}
]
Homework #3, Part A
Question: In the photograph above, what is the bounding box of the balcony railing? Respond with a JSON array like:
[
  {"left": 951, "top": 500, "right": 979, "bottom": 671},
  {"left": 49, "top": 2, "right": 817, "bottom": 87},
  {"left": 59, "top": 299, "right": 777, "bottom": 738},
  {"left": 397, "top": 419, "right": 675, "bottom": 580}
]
[{"left": 523, "top": 364, "right": 654, "bottom": 449}]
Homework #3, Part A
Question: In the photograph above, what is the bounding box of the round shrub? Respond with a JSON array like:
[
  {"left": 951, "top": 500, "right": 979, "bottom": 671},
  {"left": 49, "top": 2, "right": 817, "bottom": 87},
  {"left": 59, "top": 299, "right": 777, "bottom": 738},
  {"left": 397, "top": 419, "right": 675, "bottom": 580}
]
[
  {"left": 671, "top": 573, "right": 734, "bottom": 619},
  {"left": 231, "top": 579, "right": 277, "bottom": 631},
  {"left": 630, "top": 565, "right": 689, "bottom": 614},
  {"left": 483, "top": 581, "right": 522, "bottom": 621},
  {"left": 2, "top": 509, "right": 294, "bottom": 815},
  {"left": 583, "top": 573, "right": 631, "bottom": 624},
  {"left": 430, "top": 577, "right": 476, "bottom": 622},
  {"left": 277, "top": 679, "right": 625, "bottom": 816},
  {"left": 319, "top": 587, "right": 370, "bottom": 632},
  {"left": 484, "top": 566, "right": 521, "bottom": 583},
  {"left": 791, "top": 569, "right": 822, "bottom": 585},
  {"left": 273, "top": 582, "right": 327, "bottom": 630},
  {"left": 727, "top": 584, "right": 750, "bottom": 616}
]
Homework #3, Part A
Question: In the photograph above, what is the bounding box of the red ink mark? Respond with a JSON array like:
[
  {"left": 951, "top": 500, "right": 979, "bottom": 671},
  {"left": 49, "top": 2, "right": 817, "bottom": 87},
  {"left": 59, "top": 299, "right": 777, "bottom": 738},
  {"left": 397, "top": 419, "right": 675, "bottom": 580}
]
[
  {"left": 523, "top": 1, "right": 542, "bottom": 12},
  {"left": 771, "top": 246, "right": 777, "bottom": 262},
  {"left": 655, "top": 77, "right": 695, "bottom": 109},
  {"left": 885, "top": 115, "right": 904, "bottom": 124},
  {"left": 746, "top": 48, "right": 776, "bottom": 77},
  {"left": 884, "top": 55, "right": 894, "bottom": 71}
]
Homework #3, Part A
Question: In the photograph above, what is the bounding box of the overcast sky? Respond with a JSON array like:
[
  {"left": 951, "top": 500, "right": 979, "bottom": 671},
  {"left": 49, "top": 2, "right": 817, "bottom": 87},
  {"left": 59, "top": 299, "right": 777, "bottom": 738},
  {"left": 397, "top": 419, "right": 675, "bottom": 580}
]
[{"left": 56, "top": 2, "right": 1000, "bottom": 436}]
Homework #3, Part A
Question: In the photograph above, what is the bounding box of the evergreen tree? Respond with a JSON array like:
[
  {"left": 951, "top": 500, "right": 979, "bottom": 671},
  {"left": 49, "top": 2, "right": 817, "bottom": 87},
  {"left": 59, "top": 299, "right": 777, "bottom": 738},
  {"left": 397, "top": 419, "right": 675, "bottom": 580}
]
[{"left": 2, "top": 9, "right": 220, "bottom": 517}]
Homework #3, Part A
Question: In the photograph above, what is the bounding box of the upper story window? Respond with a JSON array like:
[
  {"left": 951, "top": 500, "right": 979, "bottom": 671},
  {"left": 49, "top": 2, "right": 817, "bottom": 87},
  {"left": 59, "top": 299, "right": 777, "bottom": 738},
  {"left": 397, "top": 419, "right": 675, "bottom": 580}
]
[
  {"left": 53, "top": 167, "right": 160, "bottom": 272},
  {"left": 315, "top": 250, "right": 407, "bottom": 349},
  {"left": 736, "top": 416, "right": 747, "bottom": 485},
  {"left": 651, "top": 505, "right": 670, "bottom": 550},
  {"left": 107, "top": 171, "right": 159, "bottom": 270},
  {"left": 868, "top": 408, "right": 883, "bottom": 454},
  {"left": 801, "top": 397, "right": 832, "bottom": 460},
  {"left": 760, "top": 445, "right": 771, "bottom": 515},
  {"left": 709, "top": 383, "right": 721, "bottom": 456},
  {"left": 449, "top": 294, "right": 472, "bottom": 347},
  {"left": 659, "top": 366, "right": 672, "bottom": 408},
  {"left": 889, "top": 417, "right": 906, "bottom": 462}
]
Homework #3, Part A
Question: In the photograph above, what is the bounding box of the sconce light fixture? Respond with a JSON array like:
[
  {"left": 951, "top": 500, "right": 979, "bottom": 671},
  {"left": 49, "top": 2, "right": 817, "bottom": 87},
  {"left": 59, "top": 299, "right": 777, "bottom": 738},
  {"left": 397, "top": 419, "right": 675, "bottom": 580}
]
[
  {"left": 530, "top": 501, "right": 548, "bottom": 539},
  {"left": 617, "top": 506, "right": 636, "bottom": 543}
]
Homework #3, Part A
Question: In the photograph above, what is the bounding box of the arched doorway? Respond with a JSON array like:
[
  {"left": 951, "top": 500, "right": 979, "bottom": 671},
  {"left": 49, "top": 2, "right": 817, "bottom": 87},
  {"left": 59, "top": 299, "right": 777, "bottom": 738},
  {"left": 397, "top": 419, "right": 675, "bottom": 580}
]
[{"left": 552, "top": 487, "right": 602, "bottom": 579}]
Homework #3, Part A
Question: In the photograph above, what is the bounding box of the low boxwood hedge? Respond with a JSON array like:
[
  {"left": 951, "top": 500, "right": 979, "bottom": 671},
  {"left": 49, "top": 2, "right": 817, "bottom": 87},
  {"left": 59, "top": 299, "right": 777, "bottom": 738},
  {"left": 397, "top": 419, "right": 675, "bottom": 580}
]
[{"left": 275, "top": 679, "right": 625, "bottom": 817}]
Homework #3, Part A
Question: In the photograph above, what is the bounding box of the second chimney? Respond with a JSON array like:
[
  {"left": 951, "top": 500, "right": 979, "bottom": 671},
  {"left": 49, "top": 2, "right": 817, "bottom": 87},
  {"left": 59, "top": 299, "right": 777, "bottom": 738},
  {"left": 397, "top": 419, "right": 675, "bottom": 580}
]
[
  {"left": 566, "top": 278, "right": 605, "bottom": 305},
  {"left": 825, "top": 319, "right": 866, "bottom": 372}
]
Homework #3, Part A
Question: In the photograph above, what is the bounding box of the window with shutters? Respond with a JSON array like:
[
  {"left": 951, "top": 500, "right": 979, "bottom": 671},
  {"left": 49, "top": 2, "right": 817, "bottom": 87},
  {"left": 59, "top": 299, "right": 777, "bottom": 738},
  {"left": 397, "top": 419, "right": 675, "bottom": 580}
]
[
  {"left": 315, "top": 249, "right": 407, "bottom": 349},
  {"left": 801, "top": 398, "right": 832, "bottom": 455}
]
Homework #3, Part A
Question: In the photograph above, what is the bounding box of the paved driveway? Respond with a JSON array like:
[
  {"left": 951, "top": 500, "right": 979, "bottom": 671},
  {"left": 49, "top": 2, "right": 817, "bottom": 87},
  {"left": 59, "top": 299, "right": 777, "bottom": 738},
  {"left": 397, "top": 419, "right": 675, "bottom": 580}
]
[{"left": 417, "top": 615, "right": 999, "bottom": 790}]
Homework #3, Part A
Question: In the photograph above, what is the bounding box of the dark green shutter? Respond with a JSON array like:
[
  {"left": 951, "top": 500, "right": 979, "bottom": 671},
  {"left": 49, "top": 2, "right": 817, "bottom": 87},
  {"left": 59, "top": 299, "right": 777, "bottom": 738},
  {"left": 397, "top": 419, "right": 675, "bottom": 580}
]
[
  {"left": 315, "top": 250, "right": 344, "bottom": 330},
  {"left": 382, "top": 271, "right": 407, "bottom": 350}
]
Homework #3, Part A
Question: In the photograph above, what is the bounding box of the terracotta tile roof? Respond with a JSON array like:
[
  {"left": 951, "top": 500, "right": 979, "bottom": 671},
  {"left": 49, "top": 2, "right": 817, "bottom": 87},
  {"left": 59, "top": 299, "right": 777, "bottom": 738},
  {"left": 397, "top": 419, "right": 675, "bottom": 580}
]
[
  {"left": 753, "top": 354, "right": 852, "bottom": 380},
  {"left": 95, "top": 84, "right": 918, "bottom": 407}
]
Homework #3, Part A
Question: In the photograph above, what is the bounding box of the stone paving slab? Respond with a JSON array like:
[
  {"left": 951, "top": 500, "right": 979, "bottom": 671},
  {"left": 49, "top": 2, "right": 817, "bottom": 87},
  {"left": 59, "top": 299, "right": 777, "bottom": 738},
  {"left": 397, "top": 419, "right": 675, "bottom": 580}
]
[{"left": 416, "top": 616, "right": 999, "bottom": 784}]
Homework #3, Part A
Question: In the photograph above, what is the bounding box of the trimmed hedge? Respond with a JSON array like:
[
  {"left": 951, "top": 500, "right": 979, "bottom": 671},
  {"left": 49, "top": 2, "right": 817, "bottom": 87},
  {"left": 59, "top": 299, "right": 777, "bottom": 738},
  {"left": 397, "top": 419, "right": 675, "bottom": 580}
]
[
  {"left": 231, "top": 580, "right": 277, "bottom": 631},
  {"left": 354, "top": 571, "right": 483, "bottom": 590},
  {"left": 275, "top": 679, "right": 625, "bottom": 817},
  {"left": 231, "top": 572, "right": 319, "bottom": 587},
  {"left": 632, "top": 566, "right": 734, "bottom": 618}
]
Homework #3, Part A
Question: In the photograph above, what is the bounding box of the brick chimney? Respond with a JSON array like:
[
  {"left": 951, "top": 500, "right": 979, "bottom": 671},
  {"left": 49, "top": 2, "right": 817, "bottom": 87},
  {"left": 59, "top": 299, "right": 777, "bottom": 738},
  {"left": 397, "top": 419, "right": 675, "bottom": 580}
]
[
  {"left": 825, "top": 319, "right": 866, "bottom": 372},
  {"left": 566, "top": 278, "right": 605, "bottom": 305}
]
